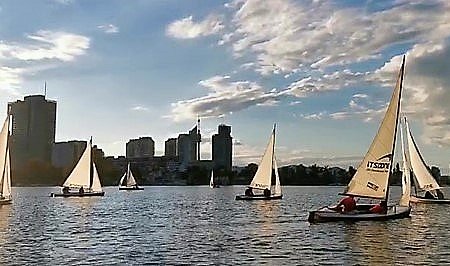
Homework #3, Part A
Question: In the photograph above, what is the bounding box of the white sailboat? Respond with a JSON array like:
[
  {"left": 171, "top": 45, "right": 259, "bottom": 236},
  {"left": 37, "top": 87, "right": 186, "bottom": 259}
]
[
  {"left": 209, "top": 170, "right": 220, "bottom": 188},
  {"left": 51, "top": 138, "right": 104, "bottom": 197},
  {"left": 399, "top": 116, "right": 411, "bottom": 207},
  {"left": 308, "top": 56, "right": 411, "bottom": 222},
  {"left": 404, "top": 117, "right": 450, "bottom": 203},
  {"left": 118, "top": 163, "right": 143, "bottom": 190},
  {"left": 236, "top": 124, "right": 282, "bottom": 200},
  {"left": 0, "top": 116, "right": 12, "bottom": 205}
]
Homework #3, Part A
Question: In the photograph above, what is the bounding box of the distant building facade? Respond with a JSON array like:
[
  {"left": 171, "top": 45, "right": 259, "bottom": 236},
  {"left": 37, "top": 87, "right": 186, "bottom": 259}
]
[
  {"left": 126, "top": 137, "right": 155, "bottom": 158},
  {"left": 9, "top": 95, "right": 57, "bottom": 165},
  {"left": 212, "top": 124, "right": 232, "bottom": 172},
  {"left": 165, "top": 138, "right": 177, "bottom": 157},
  {"left": 52, "top": 140, "right": 87, "bottom": 175},
  {"left": 177, "top": 126, "right": 200, "bottom": 167}
]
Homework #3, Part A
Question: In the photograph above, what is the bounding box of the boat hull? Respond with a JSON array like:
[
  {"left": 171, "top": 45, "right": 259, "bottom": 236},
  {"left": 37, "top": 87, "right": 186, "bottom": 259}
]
[
  {"left": 235, "top": 194, "right": 283, "bottom": 200},
  {"left": 410, "top": 196, "right": 450, "bottom": 204},
  {"left": 50, "top": 191, "right": 105, "bottom": 197},
  {"left": 0, "top": 198, "right": 12, "bottom": 205},
  {"left": 308, "top": 204, "right": 411, "bottom": 223},
  {"left": 118, "top": 187, "right": 144, "bottom": 191}
]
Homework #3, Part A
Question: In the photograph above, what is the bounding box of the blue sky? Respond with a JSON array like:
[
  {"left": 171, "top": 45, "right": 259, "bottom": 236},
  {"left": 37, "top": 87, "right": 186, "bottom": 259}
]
[{"left": 1, "top": 0, "right": 450, "bottom": 171}]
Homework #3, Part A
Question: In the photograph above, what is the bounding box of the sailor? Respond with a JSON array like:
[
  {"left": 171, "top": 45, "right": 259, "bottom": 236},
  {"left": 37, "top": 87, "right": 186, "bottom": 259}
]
[
  {"left": 245, "top": 187, "right": 253, "bottom": 196},
  {"left": 79, "top": 186, "right": 84, "bottom": 194},
  {"left": 424, "top": 191, "right": 435, "bottom": 199},
  {"left": 263, "top": 188, "right": 271, "bottom": 198},
  {"left": 62, "top": 186, "right": 69, "bottom": 194},
  {"left": 436, "top": 189, "right": 444, "bottom": 199},
  {"left": 369, "top": 200, "right": 387, "bottom": 214},
  {"left": 332, "top": 195, "right": 356, "bottom": 213}
]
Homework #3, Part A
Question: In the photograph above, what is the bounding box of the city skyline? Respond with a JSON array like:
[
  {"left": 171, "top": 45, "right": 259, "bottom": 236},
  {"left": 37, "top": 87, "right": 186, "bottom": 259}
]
[{"left": 1, "top": 0, "right": 450, "bottom": 170}]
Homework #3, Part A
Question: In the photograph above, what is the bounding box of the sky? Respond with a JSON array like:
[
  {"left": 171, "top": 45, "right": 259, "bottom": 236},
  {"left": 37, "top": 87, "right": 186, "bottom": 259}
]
[{"left": 1, "top": 0, "right": 450, "bottom": 171}]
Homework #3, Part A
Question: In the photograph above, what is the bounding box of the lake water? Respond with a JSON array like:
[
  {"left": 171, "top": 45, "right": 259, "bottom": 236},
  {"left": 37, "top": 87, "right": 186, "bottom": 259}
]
[{"left": 0, "top": 186, "right": 449, "bottom": 265}]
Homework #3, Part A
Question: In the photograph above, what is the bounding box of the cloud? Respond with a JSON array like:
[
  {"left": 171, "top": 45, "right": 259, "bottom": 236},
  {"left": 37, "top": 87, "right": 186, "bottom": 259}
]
[
  {"left": 97, "top": 24, "right": 119, "bottom": 34},
  {"left": 166, "top": 15, "right": 224, "bottom": 39},
  {"left": 53, "top": 0, "right": 73, "bottom": 4},
  {"left": 169, "top": 75, "right": 283, "bottom": 121},
  {"left": 130, "top": 105, "right": 150, "bottom": 112}
]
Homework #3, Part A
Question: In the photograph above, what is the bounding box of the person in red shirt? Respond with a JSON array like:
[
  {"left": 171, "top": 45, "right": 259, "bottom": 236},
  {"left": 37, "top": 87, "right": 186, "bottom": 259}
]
[
  {"left": 330, "top": 195, "right": 356, "bottom": 213},
  {"left": 369, "top": 200, "right": 387, "bottom": 214}
]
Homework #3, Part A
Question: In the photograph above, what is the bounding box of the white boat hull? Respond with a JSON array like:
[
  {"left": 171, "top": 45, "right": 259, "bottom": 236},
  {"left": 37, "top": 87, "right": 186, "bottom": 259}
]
[
  {"left": 410, "top": 195, "right": 450, "bottom": 204},
  {"left": 0, "top": 198, "right": 12, "bottom": 205},
  {"left": 308, "top": 204, "right": 411, "bottom": 223}
]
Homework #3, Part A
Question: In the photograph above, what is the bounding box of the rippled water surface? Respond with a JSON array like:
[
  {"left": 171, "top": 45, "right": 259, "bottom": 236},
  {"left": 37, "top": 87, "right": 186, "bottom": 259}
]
[{"left": 0, "top": 186, "right": 449, "bottom": 265}]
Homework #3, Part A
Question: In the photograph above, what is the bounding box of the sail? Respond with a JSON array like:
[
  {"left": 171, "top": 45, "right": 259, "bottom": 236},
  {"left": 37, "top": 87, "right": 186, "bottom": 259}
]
[
  {"left": 209, "top": 170, "right": 214, "bottom": 188},
  {"left": 272, "top": 155, "right": 282, "bottom": 196},
  {"left": 90, "top": 163, "right": 103, "bottom": 192},
  {"left": 344, "top": 56, "right": 405, "bottom": 199},
  {"left": 0, "top": 117, "right": 11, "bottom": 199},
  {"left": 399, "top": 118, "right": 411, "bottom": 206},
  {"left": 249, "top": 127, "right": 275, "bottom": 190},
  {"left": 126, "top": 164, "right": 137, "bottom": 187},
  {"left": 119, "top": 172, "right": 127, "bottom": 186},
  {"left": 63, "top": 141, "right": 91, "bottom": 189},
  {"left": 405, "top": 118, "right": 441, "bottom": 192}
]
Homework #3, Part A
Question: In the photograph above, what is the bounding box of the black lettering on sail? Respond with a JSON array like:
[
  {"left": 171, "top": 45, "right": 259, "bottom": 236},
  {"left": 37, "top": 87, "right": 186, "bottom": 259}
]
[{"left": 367, "top": 182, "right": 379, "bottom": 191}]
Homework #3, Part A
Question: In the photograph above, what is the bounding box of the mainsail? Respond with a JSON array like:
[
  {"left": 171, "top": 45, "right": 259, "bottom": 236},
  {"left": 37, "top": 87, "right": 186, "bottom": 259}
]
[
  {"left": 399, "top": 117, "right": 411, "bottom": 206},
  {"left": 272, "top": 155, "right": 282, "bottom": 196},
  {"left": 344, "top": 56, "right": 405, "bottom": 199},
  {"left": 405, "top": 118, "right": 441, "bottom": 192},
  {"left": 209, "top": 170, "right": 214, "bottom": 188},
  {"left": 119, "top": 163, "right": 137, "bottom": 187},
  {"left": 0, "top": 117, "right": 11, "bottom": 199},
  {"left": 249, "top": 125, "right": 276, "bottom": 191},
  {"left": 91, "top": 163, "right": 103, "bottom": 192}
]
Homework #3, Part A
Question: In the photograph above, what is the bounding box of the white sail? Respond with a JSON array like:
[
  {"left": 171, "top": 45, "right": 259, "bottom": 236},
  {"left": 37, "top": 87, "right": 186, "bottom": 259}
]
[
  {"left": 209, "top": 170, "right": 214, "bottom": 188},
  {"left": 63, "top": 141, "right": 92, "bottom": 189},
  {"left": 118, "top": 172, "right": 126, "bottom": 187},
  {"left": 90, "top": 163, "right": 103, "bottom": 192},
  {"left": 0, "top": 117, "right": 11, "bottom": 199},
  {"left": 405, "top": 118, "right": 441, "bottom": 192},
  {"left": 272, "top": 155, "right": 282, "bottom": 196},
  {"left": 249, "top": 127, "right": 275, "bottom": 190},
  {"left": 344, "top": 57, "right": 405, "bottom": 199},
  {"left": 399, "top": 117, "right": 411, "bottom": 206},
  {"left": 126, "top": 164, "right": 137, "bottom": 187}
]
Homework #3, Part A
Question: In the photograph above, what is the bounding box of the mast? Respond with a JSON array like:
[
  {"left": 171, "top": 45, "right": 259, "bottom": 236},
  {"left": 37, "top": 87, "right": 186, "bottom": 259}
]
[
  {"left": 89, "top": 137, "right": 93, "bottom": 189},
  {"left": 271, "top": 123, "right": 276, "bottom": 189},
  {"left": 0, "top": 116, "right": 9, "bottom": 196},
  {"left": 385, "top": 55, "right": 406, "bottom": 202}
]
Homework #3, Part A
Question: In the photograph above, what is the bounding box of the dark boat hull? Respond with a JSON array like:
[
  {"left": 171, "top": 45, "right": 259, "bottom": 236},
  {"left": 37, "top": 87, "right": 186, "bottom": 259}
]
[
  {"left": 308, "top": 204, "right": 411, "bottom": 223},
  {"left": 235, "top": 194, "right": 283, "bottom": 200},
  {"left": 119, "top": 187, "right": 144, "bottom": 191},
  {"left": 410, "top": 196, "right": 450, "bottom": 204},
  {"left": 50, "top": 191, "right": 105, "bottom": 197},
  {"left": 0, "top": 198, "right": 12, "bottom": 205}
]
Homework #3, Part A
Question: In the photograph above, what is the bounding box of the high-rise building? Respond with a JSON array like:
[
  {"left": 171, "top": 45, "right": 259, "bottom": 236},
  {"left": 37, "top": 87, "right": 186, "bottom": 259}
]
[
  {"left": 52, "top": 140, "right": 87, "bottom": 175},
  {"left": 212, "top": 124, "right": 232, "bottom": 171},
  {"left": 177, "top": 125, "right": 200, "bottom": 167},
  {"left": 9, "top": 95, "right": 57, "bottom": 165},
  {"left": 165, "top": 138, "right": 177, "bottom": 157},
  {"left": 126, "top": 137, "right": 155, "bottom": 158}
]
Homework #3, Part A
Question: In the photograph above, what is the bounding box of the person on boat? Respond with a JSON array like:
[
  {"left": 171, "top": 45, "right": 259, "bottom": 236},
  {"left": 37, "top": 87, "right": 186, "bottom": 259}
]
[
  {"left": 369, "top": 200, "right": 387, "bottom": 214},
  {"left": 263, "top": 188, "right": 271, "bottom": 198},
  {"left": 424, "top": 191, "right": 435, "bottom": 199},
  {"left": 331, "top": 195, "right": 356, "bottom": 213},
  {"left": 79, "top": 186, "right": 84, "bottom": 194},
  {"left": 62, "top": 186, "right": 69, "bottom": 194},
  {"left": 245, "top": 187, "right": 254, "bottom": 197},
  {"left": 436, "top": 189, "right": 444, "bottom": 199}
]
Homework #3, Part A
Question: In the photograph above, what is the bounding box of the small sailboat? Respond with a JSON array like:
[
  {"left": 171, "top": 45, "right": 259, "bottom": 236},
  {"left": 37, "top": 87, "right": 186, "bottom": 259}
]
[
  {"left": 308, "top": 56, "right": 411, "bottom": 222},
  {"left": 51, "top": 138, "right": 104, "bottom": 197},
  {"left": 0, "top": 116, "right": 12, "bottom": 205},
  {"left": 209, "top": 170, "right": 220, "bottom": 188},
  {"left": 118, "top": 163, "right": 143, "bottom": 190},
  {"left": 403, "top": 117, "right": 450, "bottom": 204},
  {"left": 236, "top": 124, "right": 282, "bottom": 200}
]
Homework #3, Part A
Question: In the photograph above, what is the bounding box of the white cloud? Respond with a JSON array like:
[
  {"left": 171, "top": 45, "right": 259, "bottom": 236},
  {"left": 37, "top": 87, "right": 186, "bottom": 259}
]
[
  {"left": 170, "top": 75, "right": 283, "bottom": 121},
  {"left": 166, "top": 15, "right": 224, "bottom": 39},
  {"left": 97, "top": 24, "right": 119, "bottom": 34},
  {"left": 131, "top": 106, "right": 150, "bottom": 112}
]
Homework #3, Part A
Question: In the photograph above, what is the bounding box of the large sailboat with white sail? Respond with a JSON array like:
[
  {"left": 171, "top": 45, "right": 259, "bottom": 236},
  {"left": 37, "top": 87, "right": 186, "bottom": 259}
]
[
  {"left": 236, "top": 124, "right": 282, "bottom": 200},
  {"left": 308, "top": 56, "right": 411, "bottom": 222},
  {"left": 403, "top": 117, "right": 450, "bottom": 204},
  {"left": 51, "top": 138, "right": 104, "bottom": 197},
  {"left": 118, "top": 163, "right": 143, "bottom": 190},
  {"left": 0, "top": 116, "right": 12, "bottom": 205}
]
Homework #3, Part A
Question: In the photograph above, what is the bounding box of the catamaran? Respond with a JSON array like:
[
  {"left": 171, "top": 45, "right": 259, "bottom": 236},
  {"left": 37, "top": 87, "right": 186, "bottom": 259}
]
[
  {"left": 308, "top": 56, "right": 411, "bottom": 222},
  {"left": 403, "top": 117, "right": 450, "bottom": 204},
  {"left": 209, "top": 170, "right": 220, "bottom": 188},
  {"left": 51, "top": 138, "right": 104, "bottom": 197},
  {"left": 236, "top": 124, "right": 282, "bottom": 200},
  {"left": 118, "top": 163, "right": 143, "bottom": 190},
  {"left": 0, "top": 116, "right": 12, "bottom": 205}
]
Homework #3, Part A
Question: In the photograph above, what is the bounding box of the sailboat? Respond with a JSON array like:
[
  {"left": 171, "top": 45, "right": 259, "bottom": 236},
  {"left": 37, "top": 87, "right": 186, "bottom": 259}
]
[
  {"left": 118, "top": 163, "right": 143, "bottom": 190},
  {"left": 236, "top": 124, "right": 282, "bottom": 200},
  {"left": 209, "top": 170, "right": 220, "bottom": 188},
  {"left": 0, "top": 116, "right": 12, "bottom": 205},
  {"left": 50, "top": 138, "right": 105, "bottom": 197},
  {"left": 403, "top": 117, "right": 450, "bottom": 203},
  {"left": 308, "top": 56, "right": 411, "bottom": 222}
]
